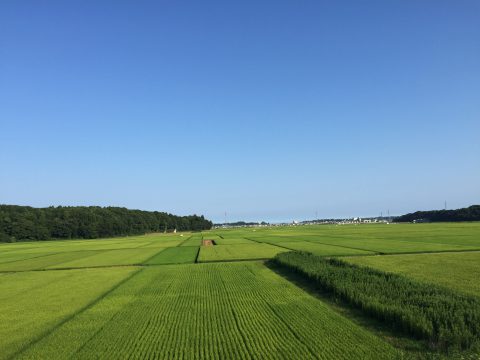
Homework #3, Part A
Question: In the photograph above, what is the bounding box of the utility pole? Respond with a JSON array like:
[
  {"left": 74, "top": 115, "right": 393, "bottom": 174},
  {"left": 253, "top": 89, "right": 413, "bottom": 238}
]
[
  {"left": 224, "top": 211, "right": 227, "bottom": 226},
  {"left": 445, "top": 201, "right": 447, "bottom": 210}
]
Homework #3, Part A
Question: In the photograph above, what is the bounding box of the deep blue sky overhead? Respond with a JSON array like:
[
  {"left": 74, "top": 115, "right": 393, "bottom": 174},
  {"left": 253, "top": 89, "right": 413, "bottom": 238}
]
[{"left": 1, "top": 1, "right": 479, "bottom": 223}]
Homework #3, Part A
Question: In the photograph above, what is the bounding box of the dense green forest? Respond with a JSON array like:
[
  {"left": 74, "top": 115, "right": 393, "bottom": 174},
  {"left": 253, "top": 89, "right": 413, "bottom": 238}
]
[
  {"left": 395, "top": 205, "right": 480, "bottom": 223},
  {"left": 271, "top": 251, "right": 480, "bottom": 352},
  {"left": 0, "top": 205, "right": 212, "bottom": 242}
]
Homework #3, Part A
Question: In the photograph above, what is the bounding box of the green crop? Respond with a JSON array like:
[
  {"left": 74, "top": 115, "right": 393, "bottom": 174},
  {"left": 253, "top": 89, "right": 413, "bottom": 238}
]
[
  {"left": 1, "top": 222, "right": 480, "bottom": 359},
  {"left": 17, "top": 263, "right": 398, "bottom": 359},
  {"left": 272, "top": 251, "right": 480, "bottom": 351},
  {"left": 346, "top": 251, "right": 480, "bottom": 297},
  {"left": 210, "top": 237, "right": 255, "bottom": 245},
  {"left": 198, "top": 243, "right": 286, "bottom": 262},
  {"left": 0, "top": 267, "right": 138, "bottom": 360},
  {"left": 268, "top": 240, "right": 374, "bottom": 256},
  {"left": 145, "top": 246, "right": 199, "bottom": 265}
]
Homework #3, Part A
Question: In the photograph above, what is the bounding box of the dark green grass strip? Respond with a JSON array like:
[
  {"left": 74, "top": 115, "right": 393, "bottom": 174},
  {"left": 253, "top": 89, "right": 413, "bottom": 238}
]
[
  {"left": 177, "top": 235, "right": 193, "bottom": 246},
  {"left": 360, "top": 248, "right": 480, "bottom": 256},
  {"left": 339, "top": 248, "right": 480, "bottom": 258},
  {"left": 0, "top": 251, "right": 63, "bottom": 265},
  {"left": 244, "top": 237, "right": 294, "bottom": 251},
  {"left": 194, "top": 246, "right": 201, "bottom": 263},
  {"left": 301, "top": 238, "right": 480, "bottom": 256},
  {"left": 271, "top": 251, "right": 480, "bottom": 352},
  {"left": 9, "top": 267, "right": 144, "bottom": 360},
  {"left": 142, "top": 246, "right": 169, "bottom": 263},
  {"left": 3, "top": 250, "right": 480, "bottom": 274},
  {"left": 196, "top": 257, "right": 271, "bottom": 264},
  {"left": 0, "top": 264, "right": 141, "bottom": 273},
  {"left": 245, "top": 236, "right": 373, "bottom": 256},
  {"left": 300, "top": 238, "right": 383, "bottom": 254},
  {"left": 0, "top": 246, "right": 149, "bottom": 260},
  {"left": 0, "top": 258, "right": 267, "bottom": 271},
  {"left": 145, "top": 246, "right": 198, "bottom": 265}
]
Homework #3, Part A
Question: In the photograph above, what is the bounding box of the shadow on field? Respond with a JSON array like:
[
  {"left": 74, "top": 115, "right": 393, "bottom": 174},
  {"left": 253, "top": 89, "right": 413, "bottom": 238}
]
[{"left": 264, "top": 259, "right": 443, "bottom": 360}]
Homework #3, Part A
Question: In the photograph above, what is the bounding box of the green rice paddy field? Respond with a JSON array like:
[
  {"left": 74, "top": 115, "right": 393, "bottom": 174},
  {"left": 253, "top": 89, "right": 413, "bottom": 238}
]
[{"left": 1, "top": 222, "right": 480, "bottom": 359}]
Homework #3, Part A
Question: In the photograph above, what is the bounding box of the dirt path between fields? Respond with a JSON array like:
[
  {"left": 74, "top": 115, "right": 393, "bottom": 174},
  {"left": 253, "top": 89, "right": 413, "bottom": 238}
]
[{"left": 202, "top": 239, "right": 215, "bottom": 246}]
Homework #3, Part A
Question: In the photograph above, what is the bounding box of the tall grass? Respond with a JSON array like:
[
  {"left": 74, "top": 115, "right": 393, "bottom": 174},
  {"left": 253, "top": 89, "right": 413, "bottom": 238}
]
[{"left": 272, "top": 251, "right": 480, "bottom": 351}]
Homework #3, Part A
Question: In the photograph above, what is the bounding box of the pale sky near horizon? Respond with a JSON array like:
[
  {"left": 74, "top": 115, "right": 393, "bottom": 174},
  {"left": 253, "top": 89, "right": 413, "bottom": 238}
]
[{"left": 1, "top": 1, "right": 479, "bottom": 223}]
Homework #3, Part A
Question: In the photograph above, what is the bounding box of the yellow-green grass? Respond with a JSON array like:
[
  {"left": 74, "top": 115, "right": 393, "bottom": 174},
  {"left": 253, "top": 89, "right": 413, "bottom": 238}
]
[
  {"left": 0, "top": 267, "right": 138, "bottom": 360},
  {"left": 213, "top": 237, "right": 256, "bottom": 245},
  {"left": 145, "top": 246, "right": 199, "bottom": 265},
  {"left": 246, "top": 235, "right": 305, "bottom": 243},
  {"left": 217, "top": 223, "right": 480, "bottom": 251},
  {"left": 139, "top": 239, "right": 183, "bottom": 248},
  {"left": 17, "top": 263, "right": 398, "bottom": 359},
  {"left": 179, "top": 234, "right": 203, "bottom": 246},
  {"left": 47, "top": 248, "right": 162, "bottom": 269},
  {"left": 247, "top": 233, "right": 478, "bottom": 254},
  {"left": 0, "top": 241, "right": 150, "bottom": 254},
  {"left": 198, "top": 243, "right": 287, "bottom": 262},
  {"left": 345, "top": 251, "right": 480, "bottom": 298},
  {"left": 0, "top": 235, "right": 191, "bottom": 271},
  {"left": 0, "top": 251, "right": 101, "bottom": 272},
  {"left": 304, "top": 237, "right": 478, "bottom": 254},
  {"left": 0, "top": 234, "right": 187, "bottom": 253},
  {"left": 0, "top": 251, "right": 61, "bottom": 265},
  {"left": 2, "top": 223, "right": 480, "bottom": 359},
  {"left": 277, "top": 241, "right": 374, "bottom": 256},
  {"left": 207, "top": 229, "right": 258, "bottom": 238}
]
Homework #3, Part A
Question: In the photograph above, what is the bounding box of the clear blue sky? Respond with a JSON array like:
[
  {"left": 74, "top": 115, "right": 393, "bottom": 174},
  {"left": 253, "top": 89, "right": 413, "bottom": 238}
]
[{"left": 1, "top": 1, "right": 479, "bottom": 223}]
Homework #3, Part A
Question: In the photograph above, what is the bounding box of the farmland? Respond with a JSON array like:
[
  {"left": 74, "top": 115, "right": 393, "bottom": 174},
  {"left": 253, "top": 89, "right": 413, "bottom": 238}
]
[
  {"left": 272, "top": 252, "right": 480, "bottom": 351},
  {"left": 346, "top": 251, "right": 480, "bottom": 297},
  {"left": 15, "top": 263, "right": 398, "bottom": 359},
  {"left": 0, "top": 267, "right": 138, "bottom": 359},
  {"left": 1, "top": 222, "right": 480, "bottom": 358},
  {"left": 198, "top": 243, "right": 287, "bottom": 262}
]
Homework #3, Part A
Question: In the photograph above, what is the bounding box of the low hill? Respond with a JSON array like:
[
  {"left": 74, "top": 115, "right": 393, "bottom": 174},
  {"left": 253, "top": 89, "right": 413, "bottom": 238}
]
[{"left": 394, "top": 205, "right": 480, "bottom": 223}]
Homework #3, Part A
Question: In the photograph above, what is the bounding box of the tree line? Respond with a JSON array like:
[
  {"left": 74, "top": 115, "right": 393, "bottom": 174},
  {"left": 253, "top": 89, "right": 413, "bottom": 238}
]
[
  {"left": 0, "top": 205, "right": 212, "bottom": 242},
  {"left": 395, "top": 205, "right": 480, "bottom": 223},
  {"left": 214, "top": 221, "right": 269, "bottom": 227},
  {"left": 271, "top": 251, "right": 480, "bottom": 352}
]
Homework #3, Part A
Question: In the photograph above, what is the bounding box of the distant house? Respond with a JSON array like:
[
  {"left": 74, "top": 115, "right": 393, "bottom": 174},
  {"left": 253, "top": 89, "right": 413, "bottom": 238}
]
[{"left": 413, "top": 219, "right": 430, "bottom": 223}]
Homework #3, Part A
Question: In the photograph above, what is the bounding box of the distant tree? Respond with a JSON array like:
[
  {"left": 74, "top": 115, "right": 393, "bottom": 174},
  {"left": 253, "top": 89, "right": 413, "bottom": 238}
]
[
  {"left": 0, "top": 204, "right": 213, "bottom": 242},
  {"left": 0, "top": 232, "right": 13, "bottom": 243},
  {"left": 395, "top": 205, "right": 480, "bottom": 223}
]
